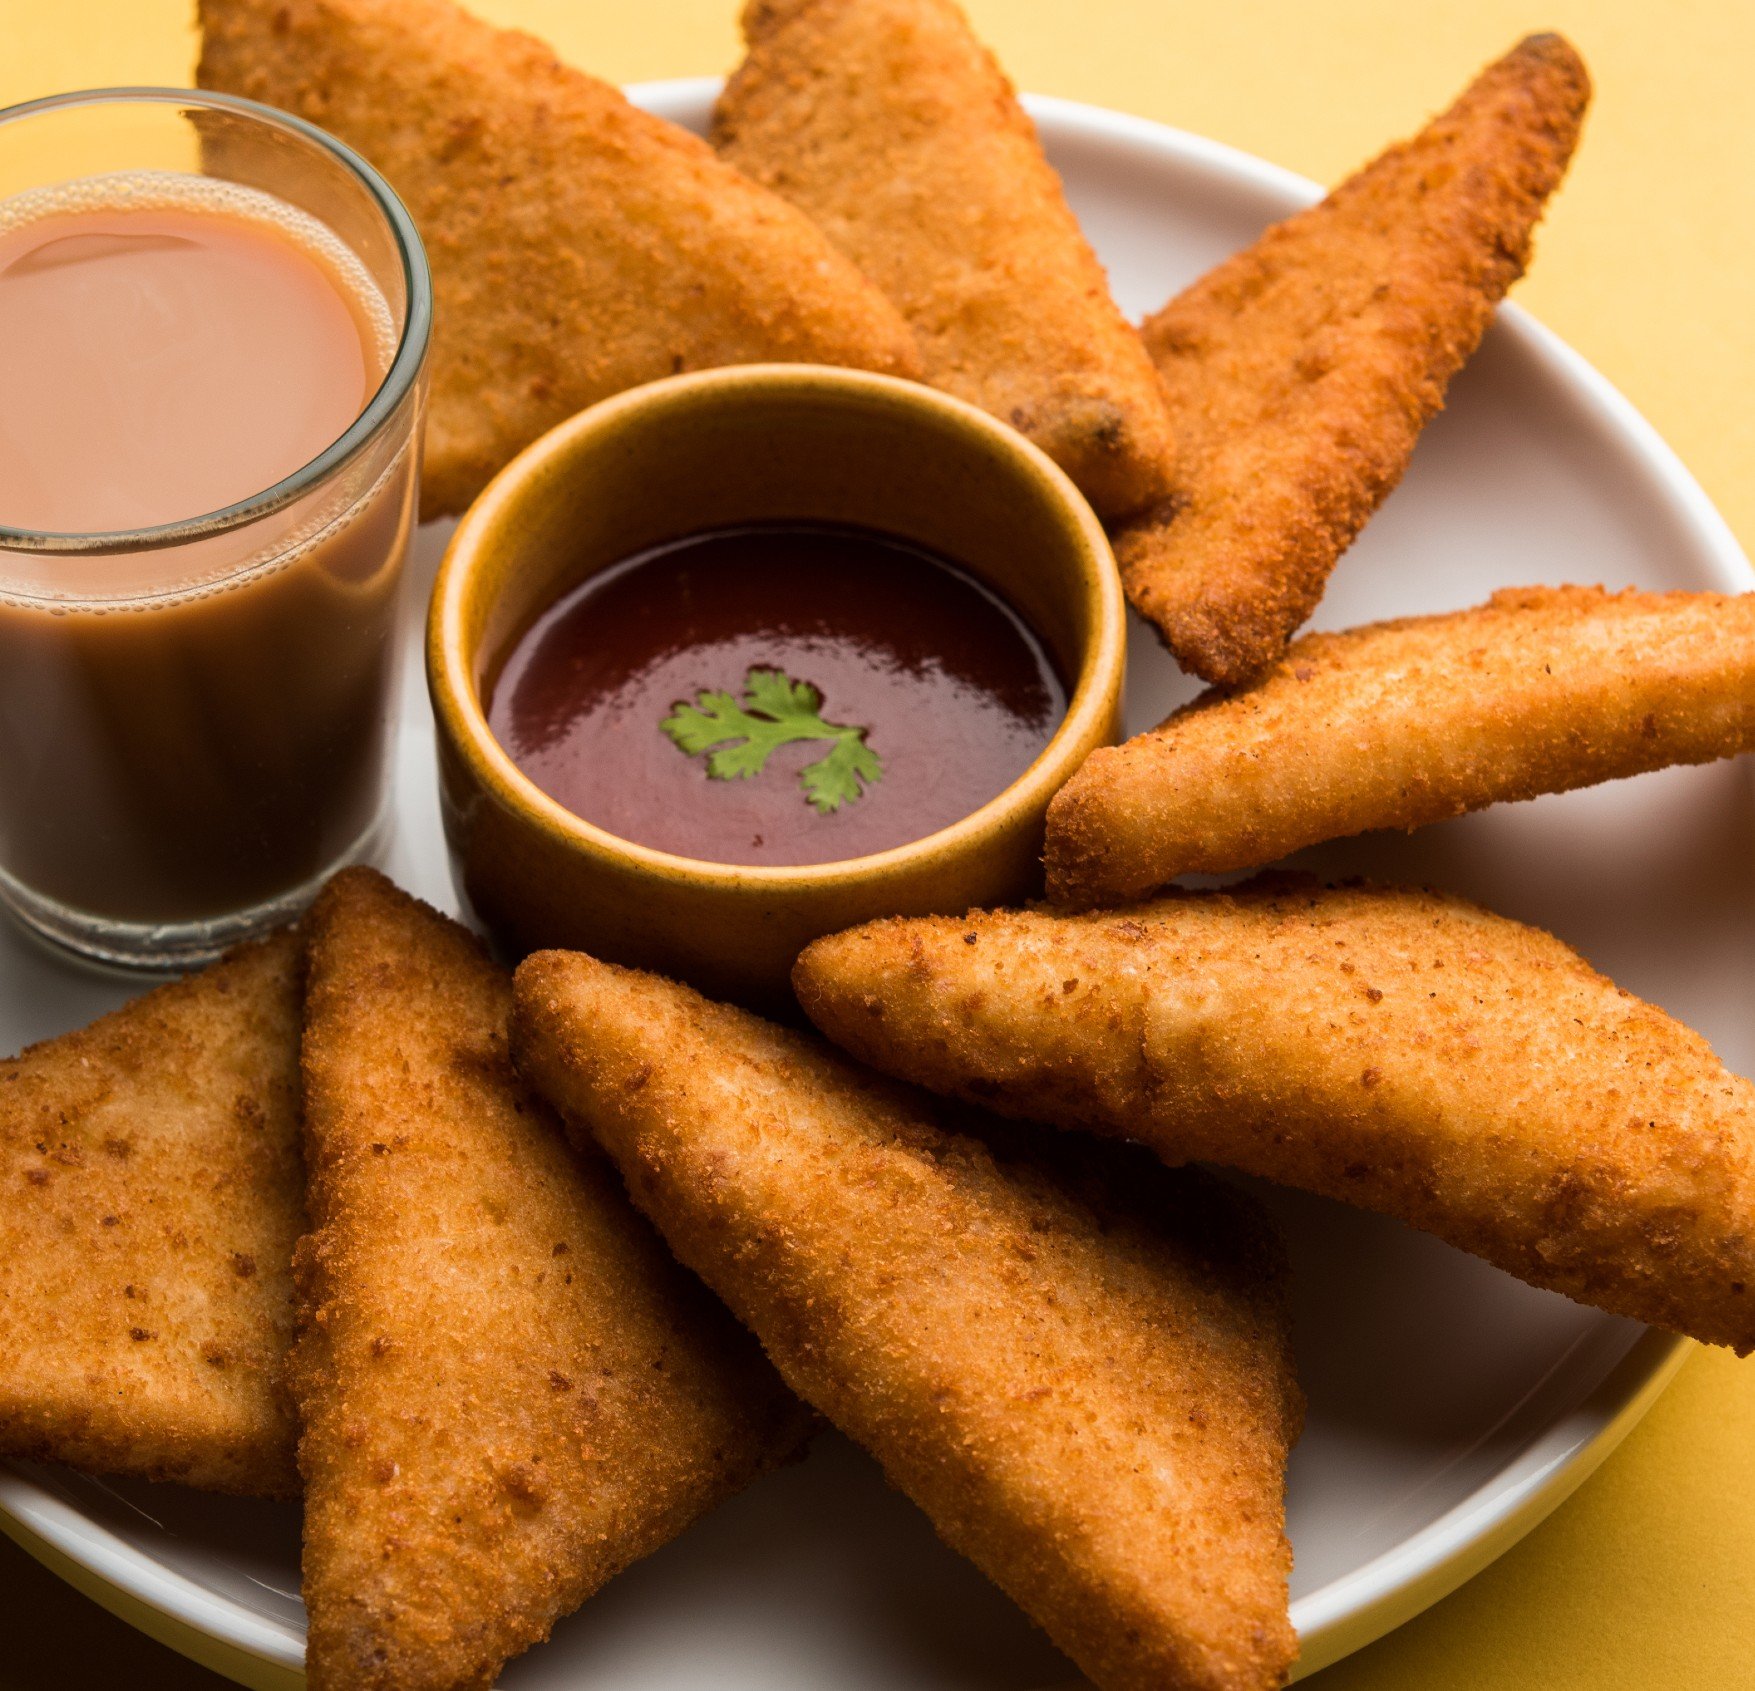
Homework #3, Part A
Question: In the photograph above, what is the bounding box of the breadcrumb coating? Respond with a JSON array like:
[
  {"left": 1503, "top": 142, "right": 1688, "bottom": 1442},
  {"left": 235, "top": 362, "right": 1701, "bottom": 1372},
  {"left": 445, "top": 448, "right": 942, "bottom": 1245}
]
[
  {"left": 1047, "top": 586, "right": 1755, "bottom": 905},
  {"left": 1117, "top": 34, "right": 1589, "bottom": 686},
  {"left": 295, "top": 870, "right": 809, "bottom": 1691},
  {"left": 0, "top": 933, "right": 303, "bottom": 1497},
  {"left": 796, "top": 875, "right": 1755, "bottom": 1352},
  {"left": 514, "top": 949, "right": 1301, "bottom": 1691},
  {"left": 714, "top": 0, "right": 1175, "bottom": 519},
  {"left": 197, "top": 0, "right": 922, "bottom": 518}
]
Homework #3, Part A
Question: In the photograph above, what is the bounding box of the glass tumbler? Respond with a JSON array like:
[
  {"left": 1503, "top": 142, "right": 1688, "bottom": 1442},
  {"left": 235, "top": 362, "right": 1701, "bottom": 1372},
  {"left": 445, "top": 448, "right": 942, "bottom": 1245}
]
[{"left": 0, "top": 88, "right": 432, "bottom": 969}]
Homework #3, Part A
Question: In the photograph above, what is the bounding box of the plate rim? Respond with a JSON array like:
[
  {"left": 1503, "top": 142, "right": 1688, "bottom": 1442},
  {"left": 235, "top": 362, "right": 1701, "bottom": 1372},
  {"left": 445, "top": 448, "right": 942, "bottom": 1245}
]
[{"left": 1, "top": 77, "right": 1743, "bottom": 1690}]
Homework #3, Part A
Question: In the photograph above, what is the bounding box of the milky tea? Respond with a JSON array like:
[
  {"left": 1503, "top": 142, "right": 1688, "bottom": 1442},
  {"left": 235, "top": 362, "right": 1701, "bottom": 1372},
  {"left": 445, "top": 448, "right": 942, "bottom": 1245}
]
[{"left": 0, "top": 169, "right": 422, "bottom": 960}]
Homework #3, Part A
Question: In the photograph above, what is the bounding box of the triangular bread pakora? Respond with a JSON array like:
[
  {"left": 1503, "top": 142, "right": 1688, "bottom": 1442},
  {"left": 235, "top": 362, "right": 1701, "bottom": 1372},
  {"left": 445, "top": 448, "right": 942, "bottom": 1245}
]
[
  {"left": 714, "top": 0, "right": 1176, "bottom": 520},
  {"left": 515, "top": 949, "right": 1301, "bottom": 1691},
  {"left": 0, "top": 933, "right": 304, "bottom": 1498},
  {"left": 197, "top": 0, "right": 923, "bottom": 518},
  {"left": 795, "top": 875, "right": 1755, "bottom": 1353},
  {"left": 295, "top": 870, "right": 809, "bottom": 1691},
  {"left": 1046, "top": 585, "right": 1755, "bottom": 905},
  {"left": 1116, "top": 34, "right": 1590, "bottom": 686}
]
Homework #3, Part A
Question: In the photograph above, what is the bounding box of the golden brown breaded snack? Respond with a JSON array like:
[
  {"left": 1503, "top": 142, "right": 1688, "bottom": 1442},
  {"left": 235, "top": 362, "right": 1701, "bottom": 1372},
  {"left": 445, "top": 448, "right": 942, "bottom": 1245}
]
[
  {"left": 296, "top": 870, "right": 809, "bottom": 1691},
  {"left": 0, "top": 934, "right": 303, "bottom": 1497},
  {"left": 514, "top": 950, "right": 1300, "bottom": 1691},
  {"left": 198, "top": 0, "right": 921, "bottom": 519},
  {"left": 1048, "top": 586, "right": 1755, "bottom": 905},
  {"left": 1117, "top": 35, "right": 1590, "bottom": 686},
  {"left": 713, "top": 0, "right": 1175, "bottom": 519},
  {"left": 795, "top": 875, "right": 1755, "bottom": 1353}
]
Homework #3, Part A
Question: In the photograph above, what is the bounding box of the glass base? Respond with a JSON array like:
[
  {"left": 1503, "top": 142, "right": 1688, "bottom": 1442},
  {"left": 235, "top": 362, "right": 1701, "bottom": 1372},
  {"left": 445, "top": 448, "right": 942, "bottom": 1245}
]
[{"left": 0, "top": 811, "right": 391, "bottom": 974}]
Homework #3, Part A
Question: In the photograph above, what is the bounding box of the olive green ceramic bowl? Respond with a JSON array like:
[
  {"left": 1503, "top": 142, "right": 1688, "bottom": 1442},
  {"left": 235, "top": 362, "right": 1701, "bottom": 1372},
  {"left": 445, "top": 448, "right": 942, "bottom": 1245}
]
[{"left": 428, "top": 363, "right": 1126, "bottom": 1007}]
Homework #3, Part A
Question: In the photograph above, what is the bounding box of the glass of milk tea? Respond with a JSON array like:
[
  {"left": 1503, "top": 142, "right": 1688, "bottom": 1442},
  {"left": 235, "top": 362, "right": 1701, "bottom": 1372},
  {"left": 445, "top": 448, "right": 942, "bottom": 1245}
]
[{"left": 0, "top": 89, "right": 432, "bottom": 968}]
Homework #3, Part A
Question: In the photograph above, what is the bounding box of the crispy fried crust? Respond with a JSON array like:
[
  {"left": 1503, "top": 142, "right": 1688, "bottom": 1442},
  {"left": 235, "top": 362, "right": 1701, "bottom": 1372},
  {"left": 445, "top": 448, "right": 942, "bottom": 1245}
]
[
  {"left": 1047, "top": 586, "right": 1755, "bottom": 904},
  {"left": 513, "top": 950, "right": 1300, "bottom": 1691},
  {"left": 295, "top": 870, "right": 809, "bottom": 1691},
  {"left": 713, "top": 0, "right": 1175, "bottom": 519},
  {"left": 1117, "top": 34, "right": 1590, "bottom": 685},
  {"left": 0, "top": 934, "right": 303, "bottom": 1497},
  {"left": 197, "top": 0, "right": 922, "bottom": 519},
  {"left": 795, "top": 875, "right": 1755, "bottom": 1352}
]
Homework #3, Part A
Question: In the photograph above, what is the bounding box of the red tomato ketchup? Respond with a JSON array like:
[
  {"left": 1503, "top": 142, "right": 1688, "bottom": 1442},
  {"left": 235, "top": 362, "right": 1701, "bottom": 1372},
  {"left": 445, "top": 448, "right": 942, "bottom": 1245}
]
[{"left": 487, "top": 522, "right": 1066, "bottom": 865}]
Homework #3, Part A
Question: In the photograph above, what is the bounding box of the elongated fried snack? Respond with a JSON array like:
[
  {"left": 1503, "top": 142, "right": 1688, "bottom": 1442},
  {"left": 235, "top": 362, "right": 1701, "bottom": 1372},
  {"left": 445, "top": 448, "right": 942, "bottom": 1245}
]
[
  {"left": 1118, "top": 34, "right": 1590, "bottom": 686},
  {"left": 198, "top": 0, "right": 921, "bottom": 519},
  {"left": 1048, "top": 585, "right": 1755, "bottom": 905},
  {"left": 514, "top": 950, "right": 1300, "bottom": 1691},
  {"left": 796, "top": 875, "right": 1755, "bottom": 1353},
  {"left": 0, "top": 934, "right": 303, "bottom": 1497},
  {"left": 713, "top": 0, "right": 1175, "bottom": 519},
  {"left": 296, "top": 871, "right": 808, "bottom": 1691}
]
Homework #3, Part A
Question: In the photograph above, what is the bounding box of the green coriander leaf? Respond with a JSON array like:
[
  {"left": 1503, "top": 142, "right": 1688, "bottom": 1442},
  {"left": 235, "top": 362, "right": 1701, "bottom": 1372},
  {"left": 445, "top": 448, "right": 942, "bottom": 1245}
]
[
  {"left": 660, "top": 666, "right": 885, "bottom": 811},
  {"left": 743, "top": 667, "right": 823, "bottom": 721},
  {"left": 705, "top": 733, "right": 783, "bottom": 781},
  {"left": 800, "top": 731, "right": 884, "bottom": 814},
  {"left": 660, "top": 691, "right": 748, "bottom": 756}
]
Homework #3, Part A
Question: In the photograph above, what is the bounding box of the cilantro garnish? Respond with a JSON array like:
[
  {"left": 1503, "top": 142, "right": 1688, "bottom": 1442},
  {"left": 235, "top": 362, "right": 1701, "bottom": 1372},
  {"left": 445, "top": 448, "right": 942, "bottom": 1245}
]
[{"left": 661, "top": 667, "right": 883, "bottom": 814}]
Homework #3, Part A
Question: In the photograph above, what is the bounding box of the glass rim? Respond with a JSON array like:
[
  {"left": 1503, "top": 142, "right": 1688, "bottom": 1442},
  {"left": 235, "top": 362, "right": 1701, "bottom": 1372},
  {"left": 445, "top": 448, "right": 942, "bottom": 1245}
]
[{"left": 0, "top": 85, "right": 433, "bottom": 557}]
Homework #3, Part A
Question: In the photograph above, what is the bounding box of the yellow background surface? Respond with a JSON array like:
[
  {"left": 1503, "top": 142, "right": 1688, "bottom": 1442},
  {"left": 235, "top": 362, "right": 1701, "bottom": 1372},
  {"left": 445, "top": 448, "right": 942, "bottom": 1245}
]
[{"left": 1, "top": 0, "right": 1753, "bottom": 1686}]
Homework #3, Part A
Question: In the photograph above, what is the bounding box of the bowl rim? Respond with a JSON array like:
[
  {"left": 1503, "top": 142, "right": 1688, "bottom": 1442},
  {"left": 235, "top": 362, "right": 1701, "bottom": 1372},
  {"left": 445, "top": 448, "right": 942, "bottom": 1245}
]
[{"left": 427, "top": 361, "right": 1128, "bottom": 890}]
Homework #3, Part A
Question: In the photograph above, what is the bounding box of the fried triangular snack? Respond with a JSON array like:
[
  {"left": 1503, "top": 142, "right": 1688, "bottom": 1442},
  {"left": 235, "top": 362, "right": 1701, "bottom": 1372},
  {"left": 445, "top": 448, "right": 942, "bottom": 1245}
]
[
  {"left": 197, "top": 0, "right": 922, "bottom": 518},
  {"left": 295, "top": 870, "right": 809, "bottom": 1690},
  {"left": 796, "top": 874, "right": 1755, "bottom": 1352},
  {"left": 515, "top": 950, "right": 1300, "bottom": 1691},
  {"left": 1116, "top": 34, "right": 1590, "bottom": 686},
  {"left": 714, "top": 0, "right": 1176, "bottom": 519},
  {"left": 0, "top": 933, "right": 303, "bottom": 1497},
  {"left": 1047, "top": 586, "right": 1755, "bottom": 905}
]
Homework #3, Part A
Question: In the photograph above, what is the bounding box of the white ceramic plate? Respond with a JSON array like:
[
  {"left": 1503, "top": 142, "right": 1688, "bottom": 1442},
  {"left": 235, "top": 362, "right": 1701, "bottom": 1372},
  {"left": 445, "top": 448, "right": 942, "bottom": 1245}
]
[{"left": 1, "top": 79, "right": 1747, "bottom": 1690}]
